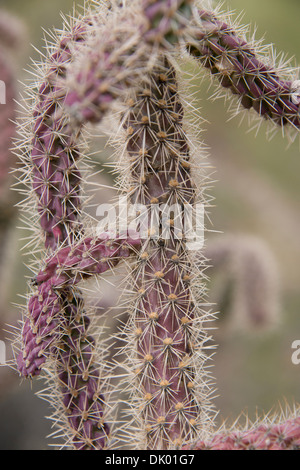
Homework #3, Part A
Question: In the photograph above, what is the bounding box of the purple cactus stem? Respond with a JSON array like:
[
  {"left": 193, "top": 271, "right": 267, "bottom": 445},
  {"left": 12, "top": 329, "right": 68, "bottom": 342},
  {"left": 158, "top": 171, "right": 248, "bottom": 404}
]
[
  {"left": 15, "top": 0, "right": 300, "bottom": 451},
  {"left": 17, "top": 281, "right": 61, "bottom": 377},
  {"left": 187, "top": 9, "right": 300, "bottom": 130},
  {"left": 29, "top": 20, "right": 92, "bottom": 250},
  {"left": 18, "top": 234, "right": 141, "bottom": 378},
  {"left": 49, "top": 287, "right": 110, "bottom": 450},
  {"left": 116, "top": 55, "right": 213, "bottom": 449},
  {"left": 183, "top": 416, "right": 300, "bottom": 450},
  {"left": 18, "top": 13, "right": 126, "bottom": 449},
  {"left": 142, "top": 0, "right": 193, "bottom": 45},
  {"left": 64, "top": 1, "right": 194, "bottom": 128}
]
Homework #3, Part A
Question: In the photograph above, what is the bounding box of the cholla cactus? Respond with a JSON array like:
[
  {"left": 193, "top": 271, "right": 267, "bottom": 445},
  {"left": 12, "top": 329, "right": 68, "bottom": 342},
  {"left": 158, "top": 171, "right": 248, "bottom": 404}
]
[
  {"left": 0, "top": 11, "right": 26, "bottom": 343},
  {"left": 187, "top": 7, "right": 300, "bottom": 140},
  {"left": 11, "top": 0, "right": 300, "bottom": 451},
  {"left": 113, "top": 57, "right": 215, "bottom": 450},
  {"left": 183, "top": 410, "right": 300, "bottom": 450},
  {"left": 0, "top": 10, "right": 24, "bottom": 223}
]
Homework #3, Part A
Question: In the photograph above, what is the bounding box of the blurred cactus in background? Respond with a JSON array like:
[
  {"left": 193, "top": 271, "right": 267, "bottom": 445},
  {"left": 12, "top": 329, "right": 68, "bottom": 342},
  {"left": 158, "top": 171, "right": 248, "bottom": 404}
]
[
  {"left": 1, "top": 0, "right": 299, "bottom": 450},
  {"left": 0, "top": 10, "right": 26, "bottom": 367},
  {"left": 204, "top": 234, "right": 280, "bottom": 333},
  {"left": 0, "top": 9, "right": 26, "bottom": 204}
]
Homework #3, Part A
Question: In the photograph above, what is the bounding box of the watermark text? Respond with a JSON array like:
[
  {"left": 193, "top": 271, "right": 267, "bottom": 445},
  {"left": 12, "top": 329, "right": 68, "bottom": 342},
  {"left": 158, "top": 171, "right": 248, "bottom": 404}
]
[
  {"left": 0, "top": 340, "right": 6, "bottom": 365},
  {"left": 291, "top": 340, "right": 300, "bottom": 365},
  {"left": 0, "top": 80, "right": 6, "bottom": 105},
  {"left": 96, "top": 198, "right": 205, "bottom": 251}
]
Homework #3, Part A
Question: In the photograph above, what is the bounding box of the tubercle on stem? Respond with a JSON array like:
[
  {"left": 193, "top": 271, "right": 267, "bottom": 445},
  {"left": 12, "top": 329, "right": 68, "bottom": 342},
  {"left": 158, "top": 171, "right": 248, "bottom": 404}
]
[
  {"left": 17, "top": 234, "right": 141, "bottom": 378},
  {"left": 113, "top": 56, "right": 215, "bottom": 450},
  {"left": 186, "top": 7, "right": 300, "bottom": 138}
]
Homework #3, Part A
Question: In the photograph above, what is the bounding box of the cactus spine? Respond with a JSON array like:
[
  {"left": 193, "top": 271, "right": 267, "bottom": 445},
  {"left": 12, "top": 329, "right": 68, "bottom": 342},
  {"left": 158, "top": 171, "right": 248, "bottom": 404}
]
[
  {"left": 184, "top": 414, "right": 300, "bottom": 450},
  {"left": 14, "top": 6, "right": 117, "bottom": 449},
  {"left": 12, "top": 0, "right": 300, "bottom": 451},
  {"left": 112, "top": 56, "right": 215, "bottom": 450},
  {"left": 186, "top": 7, "right": 300, "bottom": 140}
]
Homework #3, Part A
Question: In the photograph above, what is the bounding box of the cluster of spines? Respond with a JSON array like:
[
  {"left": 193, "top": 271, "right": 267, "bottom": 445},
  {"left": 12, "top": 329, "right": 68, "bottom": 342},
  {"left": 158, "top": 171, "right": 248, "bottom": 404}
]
[
  {"left": 63, "top": 18, "right": 141, "bottom": 126},
  {"left": 186, "top": 6, "right": 300, "bottom": 139},
  {"left": 13, "top": 3, "right": 118, "bottom": 450},
  {"left": 40, "top": 289, "right": 111, "bottom": 450},
  {"left": 184, "top": 414, "right": 300, "bottom": 450},
  {"left": 142, "top": 0, "right": 194, "bottom": 46},
  {"left": 14, "top": 0, "right": 198, "bottom": 450},
  {"left": 13, "top": 0, "right": 300, "bottom": 451},
  {"left": 16, "top": 234, "right": 140, "bottom": 378},
  {"left": 17, "top": 19, "right": 91, "bottom": 251},
  {"left": 64, "top": 0, "right": 195, "bottom": 126},
  {"left": 112, "top": 56, "right": 215, "bottom": 450}
]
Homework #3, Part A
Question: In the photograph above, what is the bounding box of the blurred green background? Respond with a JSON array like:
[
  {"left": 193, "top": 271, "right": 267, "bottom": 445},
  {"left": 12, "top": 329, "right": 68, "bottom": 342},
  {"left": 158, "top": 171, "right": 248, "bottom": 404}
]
[{"left": 0, "top": 0, "right": 299, "bottom": 449}]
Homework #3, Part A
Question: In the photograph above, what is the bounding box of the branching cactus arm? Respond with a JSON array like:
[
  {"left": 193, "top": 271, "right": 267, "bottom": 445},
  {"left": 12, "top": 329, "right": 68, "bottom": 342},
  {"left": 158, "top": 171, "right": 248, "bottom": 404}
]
[
  {"left": 61, "top": 4, "right": 216, "bottom": 447},
  {"left": 14, "top": 0, "right": 195, "bottom": 449},
  {"left": 12, "top": 4, "right": 137, "bottom": 450},
  {"left": 186, "top": 6, "right": 300, "bottom": 139},
  {"left": 12, "top": 0, "right": 300, "bottom": 452},
  {"left": 17, "top": 234, "right": 141, "bottom": 378},
  {"left": 64, "top": 0, "right": 195, "bottom": 126},
  {"left": 17, "top": 20, "right": 91, "bottom": 251},
  {"left": 112, "top": 56, "right": 215, "bottom": 450},
  {"left": 183, "top": 415, "right": 300, "bottom": 450}
]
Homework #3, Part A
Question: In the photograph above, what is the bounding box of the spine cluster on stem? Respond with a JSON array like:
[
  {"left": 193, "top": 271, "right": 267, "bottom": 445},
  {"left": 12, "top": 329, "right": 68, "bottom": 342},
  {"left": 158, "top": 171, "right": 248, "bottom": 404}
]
[
  {"left": 11, "top": 0, "right": 300, "bottom": 451},
  {"left": 114, "top": 56, "right": 214, "bottom": 449},
  {"left": 186, "top": 7, "right": 300, "bottom": 139}
]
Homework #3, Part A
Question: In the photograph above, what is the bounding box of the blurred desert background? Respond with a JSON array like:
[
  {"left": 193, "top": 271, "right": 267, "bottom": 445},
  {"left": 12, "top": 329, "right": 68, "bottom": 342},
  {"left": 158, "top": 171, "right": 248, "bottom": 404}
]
[{"left": 0, "top": 0, "right": 299, "bottom": 449}]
